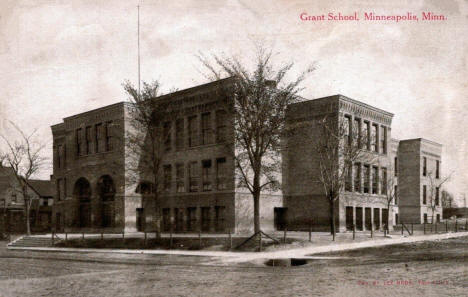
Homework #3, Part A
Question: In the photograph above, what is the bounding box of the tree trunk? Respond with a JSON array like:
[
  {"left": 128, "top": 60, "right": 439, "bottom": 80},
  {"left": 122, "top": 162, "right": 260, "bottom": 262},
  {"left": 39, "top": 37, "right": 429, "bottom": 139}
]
[
  {"left": 387, "top": 203, "right": 391, "bottom": 232},
  {"left": 329, "top": 197, "right": 336, "bottom": 240},
  {"left": 25, "top": 198, "right": 31, "bottom": 235},
  {"left": 153, "top": 191, "right": 161, "bottom": 239},
  {"left": 253, "top": 190, "right": 260, "bottom": 234}
]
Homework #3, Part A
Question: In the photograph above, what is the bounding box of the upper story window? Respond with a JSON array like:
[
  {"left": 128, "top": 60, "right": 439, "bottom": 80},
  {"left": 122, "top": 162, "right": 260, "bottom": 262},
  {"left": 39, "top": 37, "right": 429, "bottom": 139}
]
[
  {"left": 216, "top": 110, "right": 227, "bottom": 143},
  {"left": 163, "top": 121, "right": 171, "bottom": 152},
  {"left": 11, "top": 193, "right": 17, "bottom": 203},
  {"left": 85, "top": 126, "right": 92, "bottom": 155},
  {"left": 201, "top": 112, "right": 213, "bottom": 145},
  {"left": 422, "top": 157, "right": 427, "bottom": 176},
  {"left": 176, "top": 163, "right": 185, "bottom": 193},
  {"left": 380, "top": 126, "right": 387, "bottom": 154},
  {"left": 381, "top": 167, "right": 387, "bottom": 195},
  {"left": 345, "top": 161, "right": 352, "bottom": 192},
  {"left": 436, "top": 187, "right": 440, "bottom": 206},
  {"left": 354, "top": 118, "right": 361, "bottom": 148},
  {"left": 423, "top": 185, "right": 427, "bottom": 204},
  {"left": 394, "top": 157, "right": 398, "bottom": 176},
  {"left": 363, "top": 164, "right": 370, "bottom": 193},
  {"left": 216, "top": 157, "right": 228, "bottom": 190},
  {"left": 436, "top": 160, "right": 440, "bottom": 179},
  {"left": 371, "top": 124, "right": 379, "bottom": 153},
  {"left": 363, "top": 121, "right": 370, "bottom": 150},
  {"left": 372, "top": 166, "right": 379, "bottom": 194},
  {"left": 189, "top": 161, "right": 199, "bottom": 192},
  {"left": 394, "top": 185, "right": 398, "bottom": 204},
  {"left": 95, "top": 123, "right": 104, "bottom": 153},
  {"left": 57, "top": 144, "right": 64, "bottom": 168},
  {"left": 202, "top": 160, "right": 212, "bottom": 191},
  {"left": 105, "top": 121, "right": 113, "bottom": 152},
  {"left": 76, "top": 128, "right": 83, "bottom": 157},
  {"left": 188, "top": 115, "right": 198, "bottom": 147},
  {"left": 344, "top": 115, "right": 352, "bottom": 146},
  {"left": 175, "top": 118, "right": 184, "bottom": 150},
  {"left": 163, "top": 165, "right": 172, "bottom": 192},
  {"left": 354, "top": 163, "right": 361, "bottom": 192}
]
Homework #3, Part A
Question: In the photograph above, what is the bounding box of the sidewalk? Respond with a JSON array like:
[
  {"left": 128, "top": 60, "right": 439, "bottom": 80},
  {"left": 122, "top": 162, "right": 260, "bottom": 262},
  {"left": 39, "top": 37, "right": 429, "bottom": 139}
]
[{"left": 7, "top": 231, "right": 468, "bottom": 263}]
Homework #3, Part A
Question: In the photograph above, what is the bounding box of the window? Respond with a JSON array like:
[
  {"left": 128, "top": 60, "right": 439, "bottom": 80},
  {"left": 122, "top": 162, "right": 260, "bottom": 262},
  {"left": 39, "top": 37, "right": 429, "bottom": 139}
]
[
  {"left": 76, "top": 128, "right": 83, "bottom": 156},
  {"left": 344, "top": 115, "right": 352, "bottom": 146},
  {"left": 11, "top": 193, "right": 17, "bottom": 203},
  {"left": 354, "top": 118, "right": 361, "bottom": 148},
  {"left": 95, "top": 123, "right": 103, "bottom": 153},
  {"left": 423, "top": 213, "right": 428, "bottom": 223},
  {"left": 105, "top": 121, "right": 113, "bottom": 151},
  {"left": 57, "top": 144, "right": 64, "bottom": 168},
  {"left": 423, "top": 157, "right": 427, "bottom": 176},
  {"left": 423, "top": 185, "right": 427, "bottom": 204},
  {"left": 189, "top": 161, "right": 199, "bottom": 192},
  {"left": 176, "top": 163, "right": 185, "bottom": 193},
  {"left": 372, "top": 166, "right": 378, "bottom": 194},
  {"left": 363, "top": 121, "right": 370, "bottom": 150},
  {"left": 394, "top": 157, "right": 398, "bottom": 176},
  {"left": 163, "top": 121, "right": 171, "bottom": 151},
  {"left": 345, "top": 162, "right": 352, "bottom": 192},
  {"left": 436, "top": 160, "right": 440, "bottom": 179},
  {"left": 188, "top": 115, "right": 198, "bottom": 147},
  {"left": 371, "top": 124, "right": 378, "bottom": 152},
  {"left": 163, "top": 165, "right": 172, "bottom": 192},
  {"left": 162, "top": 208, "right": 171, "bottom": 232},
  {"left": 56, "top": 178, "right": 62, "bottom": 201},
  {"left": 394, "top": 185, "right": 398, "bottom": 204},
  {"left": 216, "top": 157, "right": 228, "bottom": 190},
  {"left": 201, "top": 112, "right": 212, "bottom": 145},
  {"left": 202, "top": 160, "right": 212, "bottom": 191},
  {"left": 175, "top": 118, "right": 184, "bottom": 150},
  {"left": 85, "top": 126, "right": 92, "bottom": 154},
  {"left": 436, "top": 214, "right": 440, "bottom": 223},
  {"left": 436, "top": 187, "right": 440, "bottom": 206},
  {"left": 380, "top": 126, "right": 387, "bottom": 154},
  {"left": 174, "top": 208, "right": 183, "bottom": 232},
  {"left": 216, "top": 110, "right": 227, "bottom": 143},
  {"left": 381, "top": 167, "right": 387, "bottom": 195},
  {"left": 363, "top": 165, "right": 370, "bottom": 193},
  {"left": 354, "top": 163, "right": 361, "bottom": 192}
]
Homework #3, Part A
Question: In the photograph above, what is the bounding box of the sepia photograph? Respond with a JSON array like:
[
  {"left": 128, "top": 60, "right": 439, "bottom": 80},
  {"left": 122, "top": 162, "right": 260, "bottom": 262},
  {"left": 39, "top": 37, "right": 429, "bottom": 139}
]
[{"left": 0, "top": 0, "right": 467, "bottom": 296}]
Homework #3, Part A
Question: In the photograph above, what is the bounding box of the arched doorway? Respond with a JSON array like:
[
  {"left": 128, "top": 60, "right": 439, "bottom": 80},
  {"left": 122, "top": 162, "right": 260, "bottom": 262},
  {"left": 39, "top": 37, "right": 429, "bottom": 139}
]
[
  {"left": 74, "top": 178, "right": 91, "bottom": 228},
  {"left": 98, "top": 175, "right": 115, "bottom": 227}
]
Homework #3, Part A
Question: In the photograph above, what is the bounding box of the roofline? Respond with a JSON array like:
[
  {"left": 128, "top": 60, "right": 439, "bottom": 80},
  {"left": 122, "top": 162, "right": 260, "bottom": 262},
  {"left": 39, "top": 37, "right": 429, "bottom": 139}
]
[
  {"left": 63, "top": 101, "right": 126, "bottom": 121},
  {"left": 155, "top": 77, "right": 235, "bottom": 102},
  {"left": 400, "top": 138, "right": 443, "bottom": 147},
  {"left": 290, "top": 94, "right": 394, "bottom": 117}
]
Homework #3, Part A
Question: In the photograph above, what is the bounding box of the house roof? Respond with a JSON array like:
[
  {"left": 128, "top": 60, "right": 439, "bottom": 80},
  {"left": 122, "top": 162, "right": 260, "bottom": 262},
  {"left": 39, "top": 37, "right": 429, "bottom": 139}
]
[{"left": 27, "top": 180, "right": 54, "bottom": 198}]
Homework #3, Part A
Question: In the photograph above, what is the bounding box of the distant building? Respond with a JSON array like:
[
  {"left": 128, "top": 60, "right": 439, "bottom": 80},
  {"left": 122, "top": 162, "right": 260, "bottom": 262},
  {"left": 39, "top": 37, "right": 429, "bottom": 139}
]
[
  {"left": 51, "top": 78, "right": 281, "bottom": 233},
  {"left": 0, "top": 165, "right": 53, "bottom": 233}
]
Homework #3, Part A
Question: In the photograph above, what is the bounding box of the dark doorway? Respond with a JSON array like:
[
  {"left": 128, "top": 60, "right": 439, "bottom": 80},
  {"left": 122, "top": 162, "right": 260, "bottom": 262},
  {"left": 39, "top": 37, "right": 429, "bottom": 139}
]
[
  {"left": 365, "top": 208, "right": 372, "bottom": 230},
  {"left": 162, "top": 208, "right": 170, "bottom": 232},
  {"left": 373, "top": 208, "right": 380, "bottom": 230},
  {"left": 187, "top": 207, "right": 196, "bottom": 232},
  {"left": 74, "top": 178, "right": 91, "bottom": 228},
  {"left": 436, "top": 214, "right": 440, "bottom": 223},
  {"left": 345, "top": 207, "right": 353, "bottom": 231},
  {"left": 395, "top": 213, "right": 399, "bottom": 225},
  {"left": 274, "top": 207, "right": 287, "bottom": 231},
  {"left": 356, "top": 207, "right": 363, "bottom": 231},
  {"left": 174, "top": 208, "right": 184, "bottom": 232},
  {"left": 201, "top": 207, "right": 210, "bottom": 232},
  {"left": 136, "top": 208, "right": 144, "bottom": 232}
]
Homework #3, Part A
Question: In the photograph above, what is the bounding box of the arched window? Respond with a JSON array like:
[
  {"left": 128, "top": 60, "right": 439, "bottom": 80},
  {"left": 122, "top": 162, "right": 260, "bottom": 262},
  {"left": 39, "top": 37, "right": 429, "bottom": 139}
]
[{"left": 97, "top": 175, "right": 115, "bottom": 227}]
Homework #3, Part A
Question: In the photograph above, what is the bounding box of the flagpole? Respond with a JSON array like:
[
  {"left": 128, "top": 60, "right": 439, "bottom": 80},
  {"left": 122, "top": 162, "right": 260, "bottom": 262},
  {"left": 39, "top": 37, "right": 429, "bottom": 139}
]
[{"left": 138, "top": 4, "right": 141, "bottom": 97}]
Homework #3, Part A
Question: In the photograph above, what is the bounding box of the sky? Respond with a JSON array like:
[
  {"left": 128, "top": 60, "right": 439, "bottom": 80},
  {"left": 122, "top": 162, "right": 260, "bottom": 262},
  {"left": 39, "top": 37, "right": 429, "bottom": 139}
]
[{"left": 1, "top": 0, "right": 467, "bottom": 205}]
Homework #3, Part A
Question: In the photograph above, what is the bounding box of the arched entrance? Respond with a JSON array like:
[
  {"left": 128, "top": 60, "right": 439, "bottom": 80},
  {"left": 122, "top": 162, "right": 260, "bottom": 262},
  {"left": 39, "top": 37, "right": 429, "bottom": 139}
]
[
  {"left": 98, "top": 175, "right": 115, "bottom": 227},
  {"left": 74, "top": 178, "right": 91, "bottom": 228}
]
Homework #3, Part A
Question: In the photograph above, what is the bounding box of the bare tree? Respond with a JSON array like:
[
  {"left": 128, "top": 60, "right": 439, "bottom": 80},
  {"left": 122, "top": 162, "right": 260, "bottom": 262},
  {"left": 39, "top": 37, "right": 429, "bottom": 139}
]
[
  {"left": 382, "top": 173, "right": 397, "bottom": 231},
  {"left": 199, "top": 49, "right": 313, "bottom": 234},
  {"left": 0, "top": 121, "right": 47, "bottom": 235},
  {"left": 123, "top": 80, "right": 175, "bottom": 237},
  {"left": 427, "top": 171, "right": 451, "bottom": 224},
  {"left": 311, "top": 111, "right": 371, "bottom": 240}
]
